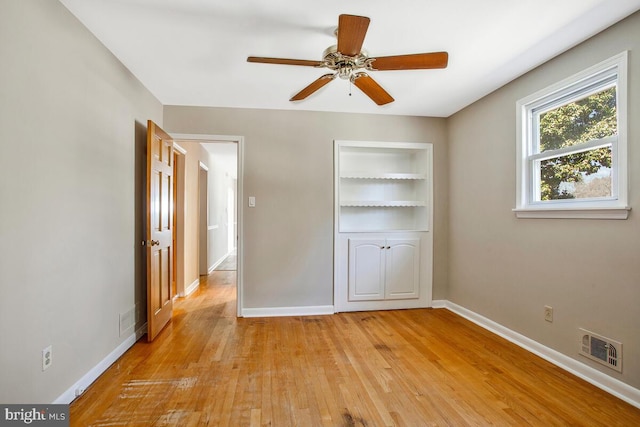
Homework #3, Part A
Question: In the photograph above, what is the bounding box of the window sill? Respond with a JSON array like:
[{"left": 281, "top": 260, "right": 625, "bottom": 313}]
[{"left": 513, "top": 206, "right": 630, "bottom": 219}]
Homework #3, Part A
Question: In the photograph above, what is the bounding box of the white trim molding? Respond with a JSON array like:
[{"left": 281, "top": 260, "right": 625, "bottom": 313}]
[
  {"left": 430, "top": 299, "right": 447, "bottom": 309},
  {"left": 53, "top": 330, "right": 141, "bottom": 404},
  {"left": 207, "top": 249, "right": 235, "bottom": 274},
  {"left": 242, "top": 305, "right": 335, "bottom": 318},
  {"left": 439, "top": 300, "right": 640, "bottom": 409},
  {"left": 207, "top": 262, "right": 220, "bottom": 275},
  {"left": 173, "top": 142, "right": 187, "bottom": 155},
  {"left": 513, "top": 206, "right": 630, "bottom": 219},
  {"left": 184, "top": 278, "right": 200, "bottom": 297}
]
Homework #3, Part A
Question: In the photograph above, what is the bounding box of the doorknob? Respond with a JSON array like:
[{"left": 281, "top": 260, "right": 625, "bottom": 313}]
[
  {"left": 143, "top": 240, "right": 160, "bottom": 246},
  {"left": 151, "top": 240, "right": 160, "bottom": 246}
]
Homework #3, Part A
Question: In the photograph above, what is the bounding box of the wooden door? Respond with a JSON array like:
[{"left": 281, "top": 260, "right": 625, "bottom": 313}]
[
  {"left": 385, "top": 238, "right": 420, "bottom": 300},
  {"left": 348, "top": 238, "right": 385, "bottom": 301},
  {"left": 146, "top": 120, "right": 174, "bottom": 341}
]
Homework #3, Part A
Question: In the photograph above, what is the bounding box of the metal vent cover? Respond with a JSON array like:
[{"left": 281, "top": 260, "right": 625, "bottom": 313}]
[{"left": 579, "top": 328, "right": 622, "bottom": 373}]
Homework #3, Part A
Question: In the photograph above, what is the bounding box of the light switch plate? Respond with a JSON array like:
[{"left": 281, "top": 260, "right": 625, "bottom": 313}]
[{"left": 248, "top": 196, "right": 256, "bottom": 207}]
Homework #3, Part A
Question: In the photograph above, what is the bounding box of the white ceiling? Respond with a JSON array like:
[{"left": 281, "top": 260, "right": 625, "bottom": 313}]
[{"left": 59, "top": 0, "right": 640, "bottom": 118}]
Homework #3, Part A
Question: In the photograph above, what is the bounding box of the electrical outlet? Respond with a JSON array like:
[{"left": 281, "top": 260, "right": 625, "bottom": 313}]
[
  {"left": 544, "top": 306, "right": 553, "bottom": 322},
  {"left": 42, "top": 345, "right": 52, "bottom": 371}
]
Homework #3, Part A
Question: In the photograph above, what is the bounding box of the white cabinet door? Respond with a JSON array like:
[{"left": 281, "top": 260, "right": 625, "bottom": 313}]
[
  {"left": 348, "top": 237, "right": 420, "bottom": 302},
  {"left": 385, "top": 238, "right": 420, "bottom": 299},
  {"left": 348, "top": 238, "right": 386, "bottom": 301}
]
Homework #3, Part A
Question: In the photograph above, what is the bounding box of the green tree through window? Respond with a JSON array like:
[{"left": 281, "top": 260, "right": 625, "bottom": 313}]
[{"left": 538, "top": 87, "right": 617, "bottom": 200}]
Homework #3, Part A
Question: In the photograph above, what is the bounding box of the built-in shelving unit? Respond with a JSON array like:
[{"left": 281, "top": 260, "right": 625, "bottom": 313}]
[
  {"left": 333, "top": 140, "right": 434, "bottom": 313},
  {"left": 336, "top": 141, "right": 431, "bottom": 232}
]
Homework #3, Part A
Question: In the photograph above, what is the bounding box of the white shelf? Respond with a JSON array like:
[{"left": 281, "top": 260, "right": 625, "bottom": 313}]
[
  {"left": 340, "top": 200, "right": 427, "bottom": 207},
  {"left": 340, "top": 173, "right": 427, "bottom": 180}
]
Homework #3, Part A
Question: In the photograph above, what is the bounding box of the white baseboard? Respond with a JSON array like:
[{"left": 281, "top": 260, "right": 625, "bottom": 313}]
[
  {"left": 208, "top": 259, "right": 222, "bottom": 274},
  {"left": 439, "top": 300, "right": 640, "bottom": 409},
  {"left": 53, "top": 326, "right": 144, "bottom": 404},
  {"left": 135, "top": 322, "right": 147, "bottom": 341},
  {"left": 208, "top": 249, "right": 236, "bottom": 274},
  {"left": 242, "top": 305, "right": 335, "bottom": 318},
  {"left": 184, "top": 278, "right": 200, "bottom": 296},
  {"left": 430, "top": 299, "right": 447, "bottom": 309}
]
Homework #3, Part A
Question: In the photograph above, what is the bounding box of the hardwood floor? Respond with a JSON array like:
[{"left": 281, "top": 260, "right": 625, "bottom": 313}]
[{"left": 70, "top": 271, "right": 640, "bottom": 426}]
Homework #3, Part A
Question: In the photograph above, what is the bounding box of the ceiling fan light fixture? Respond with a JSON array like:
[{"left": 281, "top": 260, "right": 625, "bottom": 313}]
[{"left": 338, "top": 65, "right": 353, "bottom": 80}]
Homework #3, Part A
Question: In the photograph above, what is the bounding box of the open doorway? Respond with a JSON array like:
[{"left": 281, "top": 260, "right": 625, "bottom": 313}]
[
  {"left": 172, "top": 134, "right": 244, "bottom": 316},
  {"left": 202, "top": 143, "right": 238, "bottom": 273}
]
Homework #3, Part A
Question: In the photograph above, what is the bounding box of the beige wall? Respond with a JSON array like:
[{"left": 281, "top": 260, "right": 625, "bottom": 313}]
[
  {"left": 164, "top": 107, "right": 449, "bottom": 309},
  {"left": 447, "top": 11, "right": 640, "bottom": 388},
  {"left": 0, "top": 0, "right": 162, "bottom": 403}
]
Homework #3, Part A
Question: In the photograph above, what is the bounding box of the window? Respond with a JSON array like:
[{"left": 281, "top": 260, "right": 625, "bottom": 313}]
[{"left": 515, "top": 52, "right": 629, "bottom": 219}]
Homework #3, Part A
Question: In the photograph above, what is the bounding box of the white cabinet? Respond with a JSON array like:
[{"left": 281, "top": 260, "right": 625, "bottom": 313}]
[
  {"left": 348, "top": 238, "right": 420, "bottom": 301},
  {"left": 334, "top": 140, "right": 433, "bottom": 313}
]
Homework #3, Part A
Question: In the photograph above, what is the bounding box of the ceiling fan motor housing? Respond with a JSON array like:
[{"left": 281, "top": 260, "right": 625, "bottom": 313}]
[{"left": 322, "top": 45, "right": 375, "bottom": 79}]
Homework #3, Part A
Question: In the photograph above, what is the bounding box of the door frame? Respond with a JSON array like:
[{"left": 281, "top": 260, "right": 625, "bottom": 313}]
[
  {"left": 171, "top": 133, "right": 245, "bottom": 317},
  {"left": 198, "top": 162, "right": 209, "bottom": 276},
  {"left": 172, "top": 143, "right": 187, "bottom": 298}
]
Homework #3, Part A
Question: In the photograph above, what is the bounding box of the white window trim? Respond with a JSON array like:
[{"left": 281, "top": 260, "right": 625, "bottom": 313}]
[{"left": 514, "top": 51, "right": 629, "bottom": 219}]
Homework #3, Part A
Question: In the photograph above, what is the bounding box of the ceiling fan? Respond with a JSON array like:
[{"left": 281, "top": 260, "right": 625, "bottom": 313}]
[{"left": 247, "top": 14, "right": 448, "bottom": 105}]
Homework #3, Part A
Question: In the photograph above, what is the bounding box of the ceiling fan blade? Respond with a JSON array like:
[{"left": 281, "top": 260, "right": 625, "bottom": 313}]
[
  {"left": 247, "top": 56, "right": 323, "bottom": 67},
  {"left": 290, "top": 74, "right": 336, "bottom": 101},
  {"left": 370, "top": 52, "right": 449, "bottom": 71},
  {"left": 352, "top": 73, "right": 394, "bottom": 105},
  {"left": 337, "top": 14, "right": 370, "bottom": 56}
]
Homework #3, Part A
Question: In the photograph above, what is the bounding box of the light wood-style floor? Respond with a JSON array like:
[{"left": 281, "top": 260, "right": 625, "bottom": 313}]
[{"left": 70, "top": 271, "right": 640, "bottom": 426}]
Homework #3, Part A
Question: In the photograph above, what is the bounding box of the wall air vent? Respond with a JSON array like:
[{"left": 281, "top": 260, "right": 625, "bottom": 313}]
[{"left": 579, "top": 328, "right": 622, "bottom": 373}]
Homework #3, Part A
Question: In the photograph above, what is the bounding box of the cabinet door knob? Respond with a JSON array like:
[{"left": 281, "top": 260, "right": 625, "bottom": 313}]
[{"left": 386, "top": 246, "right": 391, "bottom": 249}]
